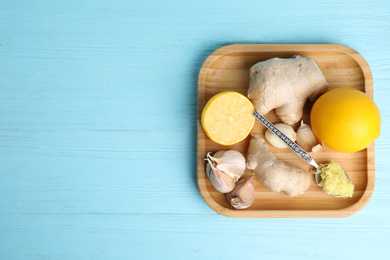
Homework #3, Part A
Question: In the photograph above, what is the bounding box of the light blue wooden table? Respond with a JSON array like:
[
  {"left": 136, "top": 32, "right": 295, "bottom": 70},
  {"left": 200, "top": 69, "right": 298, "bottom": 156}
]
[{"left": 1, "top": 1, "right": 389, "bottom": 259}]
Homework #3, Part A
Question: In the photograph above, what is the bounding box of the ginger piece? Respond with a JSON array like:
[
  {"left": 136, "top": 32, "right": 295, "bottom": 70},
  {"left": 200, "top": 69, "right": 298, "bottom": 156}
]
[
  {"left": 248, "top": 55, "right": 328, "bottom": 125},
  {"left": 247, "top": 135, "right": 311, "bottom": 197}
]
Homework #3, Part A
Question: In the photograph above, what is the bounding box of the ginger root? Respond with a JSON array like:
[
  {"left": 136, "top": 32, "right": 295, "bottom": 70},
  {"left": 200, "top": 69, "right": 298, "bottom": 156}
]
[
  {"left": 248, "top": 55, "right": 328, "bottom": 125},
  {"left": 246, "top": 135, "right": 311, "bottom": 197}
]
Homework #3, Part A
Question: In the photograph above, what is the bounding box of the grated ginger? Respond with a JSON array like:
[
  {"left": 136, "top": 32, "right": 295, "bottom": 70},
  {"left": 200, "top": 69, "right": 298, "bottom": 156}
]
[{"left": 316, "top": 161, "right": 354, "bottom": 198}]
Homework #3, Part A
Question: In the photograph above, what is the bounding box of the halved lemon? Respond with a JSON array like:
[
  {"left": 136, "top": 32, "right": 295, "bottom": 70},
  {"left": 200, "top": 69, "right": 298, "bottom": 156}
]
[{"left": 201, "top": 91, "right": 255, "bottom": 145}]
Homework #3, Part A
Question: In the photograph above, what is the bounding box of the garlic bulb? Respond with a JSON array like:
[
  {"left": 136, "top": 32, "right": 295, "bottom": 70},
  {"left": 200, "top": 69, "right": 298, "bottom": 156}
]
[
  {"left": 206, "top": 162, "right": 235, "bottom": 193},
  {"left": 296, "top": 121, "right": 322, "bottom": 153},
  {"left": 206, "top": 150, "right": 246, "bottom": 182},
  {"left": 265, "top": 123, "right": 297, "bottom": 148},
  {"left": 226, "top": 176, "right": 255, "bottom": 209}
]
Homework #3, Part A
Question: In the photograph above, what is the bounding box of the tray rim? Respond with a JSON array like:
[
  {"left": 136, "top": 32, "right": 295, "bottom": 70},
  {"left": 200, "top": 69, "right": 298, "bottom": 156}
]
[{"left": 197, "top": 44, "right": 375, "bottom": 218}]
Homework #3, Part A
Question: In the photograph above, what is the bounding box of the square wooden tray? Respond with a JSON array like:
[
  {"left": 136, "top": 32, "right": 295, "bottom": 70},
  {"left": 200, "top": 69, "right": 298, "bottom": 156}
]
[{"left": 197, "top": 44, "right": 375, "bottom": 218}]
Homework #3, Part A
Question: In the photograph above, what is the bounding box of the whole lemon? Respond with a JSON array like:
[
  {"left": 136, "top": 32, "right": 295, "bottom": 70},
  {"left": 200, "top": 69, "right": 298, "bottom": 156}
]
[{"left": 311, "top": 88, "right": 381, "bottom": 153}]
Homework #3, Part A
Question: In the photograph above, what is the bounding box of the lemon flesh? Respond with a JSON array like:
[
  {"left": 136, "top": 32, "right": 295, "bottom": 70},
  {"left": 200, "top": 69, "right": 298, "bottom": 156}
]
[{"left": 201, "top": 91, "right": 255, "bottom": 146}]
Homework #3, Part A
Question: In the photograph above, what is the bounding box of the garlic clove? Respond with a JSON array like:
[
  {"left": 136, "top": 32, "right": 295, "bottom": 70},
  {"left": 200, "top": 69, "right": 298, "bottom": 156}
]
[
  {"left": 265, "top": 123, "right": 297, "bottom": 148},
  {"left": 296, "top": 121, "right": 323, "bottom": 153},
  {"left": 226, "top": 176, "right": 255, "bottom": 209},
  {"left": 207, "top": 150, "right": 246, "bottom": 182},
  {"left": 312, "top": 144, "right": 323, "bottom": 153},
  {"left": 206, "top": 160, "right": 235, "bottom": 193}
]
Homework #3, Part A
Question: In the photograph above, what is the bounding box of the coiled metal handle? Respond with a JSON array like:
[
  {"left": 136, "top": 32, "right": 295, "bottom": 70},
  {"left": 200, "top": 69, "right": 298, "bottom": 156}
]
[{"left": 252, "top": 110, "right": 318, "bottom": 168}]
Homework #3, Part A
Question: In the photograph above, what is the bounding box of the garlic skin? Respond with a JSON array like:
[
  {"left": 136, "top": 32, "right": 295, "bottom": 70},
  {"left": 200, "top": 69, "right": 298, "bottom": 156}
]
[
  {"left": 226, "top": 176, "right": 255, "bottom": 209},
  {"left": 206, "top": 150, "right": 246, "bottom": 182},
  {"left": 206, "top": 162, "right": 235, "bottom": 193},
  {"left": 296, "top": 121, "right": 322, "bottom": 153},
  {"left": 265, "top": 123, "right": 297, "bottom": 148}
]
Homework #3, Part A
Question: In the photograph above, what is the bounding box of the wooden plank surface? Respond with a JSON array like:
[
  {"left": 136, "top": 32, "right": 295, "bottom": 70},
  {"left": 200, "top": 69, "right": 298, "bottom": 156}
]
[
  {"left": 0, "top": 1, "right": 389, "bottom": 259},
  {"left": 197, "top": 44, "right": 374, "bottom": 218}
]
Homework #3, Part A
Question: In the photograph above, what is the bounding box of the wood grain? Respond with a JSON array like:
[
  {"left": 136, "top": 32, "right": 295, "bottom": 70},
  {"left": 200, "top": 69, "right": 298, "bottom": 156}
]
[
  {"left": 1, "top": 1, "right": 390, "bottom": 259},
  {"left": 197, "top": 44, "right": 374, "bottom": 218}
]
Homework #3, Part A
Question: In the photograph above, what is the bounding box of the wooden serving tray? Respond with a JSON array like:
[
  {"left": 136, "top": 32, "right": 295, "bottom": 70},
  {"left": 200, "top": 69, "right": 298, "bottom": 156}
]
[{"left": 197, "top": 44, "right": 375, "bottom": 218}]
